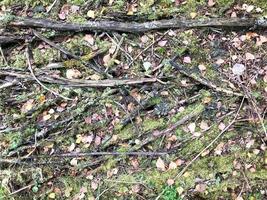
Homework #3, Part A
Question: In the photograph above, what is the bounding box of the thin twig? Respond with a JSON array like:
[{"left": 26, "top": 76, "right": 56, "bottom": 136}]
[
  {"left": 25, "top": 47, "right": 73, "bottom": 100},
  {"left": 46, "top": 0, "right": 58, "bottom": 13},
  {"left": 0, "top": 46, "right": 9, "bottom": 66},
  {"left": 9, "top": 184, "right": 34, "bottom": 195}
]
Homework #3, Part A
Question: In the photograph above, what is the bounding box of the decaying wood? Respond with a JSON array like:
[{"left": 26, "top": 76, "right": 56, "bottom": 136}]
[{"left": 4, "top": 16, "right": 267, "bottom": 33}]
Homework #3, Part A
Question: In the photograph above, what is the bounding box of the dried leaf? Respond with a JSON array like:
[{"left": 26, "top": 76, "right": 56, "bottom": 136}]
[
  {"left": 68, "top": 143, "right": 75, "bottom": 152},
  {"left": 190, "top": 12, "right": 197, "bottom": 19},
  {"left": 232, "top": 63, "right": 246, "bottom": 76},
  {"left": 214, "top": 142, "right": 224, "bottom": 155},
  {"left": 208, "top": 0, "right": 216, "bottom": 7},
  {"left": 91, "top": 181, "right": 98, "bottom": 190},
  {"left": 87, "top": 10, "right": 95, "bottom": 18},
  {"left": 198, "top": 64, "right": 206, "bottom": 71},
  {"left": 156, "top": 157, "right": 166, "bottom": 171},
  {"left": 83, "top": 34, "right": 94, "bottom": 45},
  {"left": 70, "top": 158, "right": 78, "bottom": 166},
  {"left": 168, "top": 161, "right": 177, "bottom": 170},
  {"left": 200, "top": 121, "right": 209, "bottom": 131},
  {"left": 158, "top": 40, "right": 167, "bottom": 47},
  {"left": 218, "top": 122, "right": 226, "bottom": 130},
  {"left": 143, "top": 61, "right": 152, "bottom": 71},
  {"left": 245, "top": 52, "right": 255, "bottom": 60},
  {"left": 167, "top": 179, "right": 175, "bottom": 186},
  {"left": 48, "top": 193, "right": 56, "bottom": 199},
  {"left": 188, "top": 122, "right": 196, "bottom": 133},
  {"left": 103, "top": 54, "right": 111, "bottom": 66},
  {"left": 21, "top": 99, "right": 34, "bottom": 113},
  {"left": 66, "top": 69, "right": 82, "bottom": 79},
  {"left": 183, "top": 56, "right": 191, "bottom": 64},
  {"left": 195, "top": 183, "right": 206, "bottom": 193},
  {"left": 256, "top": 35, "right": 267, "bottom": 46}
]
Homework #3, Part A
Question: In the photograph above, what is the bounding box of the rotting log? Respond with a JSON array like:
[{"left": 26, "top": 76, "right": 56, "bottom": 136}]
[{"left": 3, "top": 16, "right": 267, "bottom": 33}]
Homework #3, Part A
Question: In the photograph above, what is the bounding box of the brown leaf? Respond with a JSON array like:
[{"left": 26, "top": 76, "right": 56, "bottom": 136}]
[
  {"left": 245, "top": 52, "right": 255, "bottom": 60},
  {"left": 83, "top": 34, "right": 94, "bottom": 45},
  {"left": 66, "top": 69, "right": 82, "bottom": 79},
  {"left": 21, "top": 99, "right": 34, "bottom": 113},
  {"left": 156, "top": 157, "right": 166, "bottom": 171},
  {"left": 195, "top": 183, "right": 206, "bottom": 193},
  {"left": 208, "top": 0, "right": 216, "bottom": 7}
]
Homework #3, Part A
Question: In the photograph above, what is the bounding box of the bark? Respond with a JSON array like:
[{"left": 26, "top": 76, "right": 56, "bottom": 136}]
[{"left": 4, "top": 16, "right": 267, "bottom": 33}]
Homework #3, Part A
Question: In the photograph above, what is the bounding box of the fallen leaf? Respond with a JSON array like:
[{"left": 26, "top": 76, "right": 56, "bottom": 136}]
[
  {"left": 131, "top": 184, "right": 140, "bottom": 193},
  {"left": 188, "top": 122, "right": 196, "bottom": 133},
  {"left": 68, "top": 143, "right": 75, "bottom": 151},
  {"left": 91, "top": 181, "right": 98, "bottom": 190},
  {"left": 255, "top": 7, "right": 263, "bottom": 13},
  {"left": 215, "top": 58, "right": 224, "bottom": 65},
  {"left": 70, "top": 158, "right": 78, "bottom": 166},
  {"left": 246, "top": 5, "right": 254, "bottom": 12},
  {"left": 141, "top": 35, "right": 149, "bottom": 43},
  {"left": 195, "top": 183, "right": 206, "bottom": 193},
  {"left": 143, "top": 61, "right": 152, "bottom": 71},
  {"left": 200, "top": 121, "right": 209, "bottom": 130},
  {"left": 208, "top": 0, "right": 216, "bottom": 7},
  {"left": 66, "top": 69, "right": 82, "bottom": 79},
  {"left": 70, "top": 5, "right": 80, "bottom": 13},
  {"left": 218, "top": 122, "right": 226, "bottom": 130},
  {"left": 48, "top": 193, "right": 56, "bottom": 199},
  {"left": 232, "top": 63, "right": 246, "bottom": 76},
  {"left": 168, "top": 161, "right": 177, "bottom": 170},
  {"left": 158, "top": 40, "right": 167, "bottom": 47},
  {"left": 198, "top": 64, "right": 206, "bottom": 71},
  {"left": 183, "top": 56, "right": 191, "bottom": 64},
  {"left": 127, "top": 3, "right": 138, "bottom": 15},
  {"left": 103, "top": 54, "right": 111, "bottom": 66},
  {"left": 245, "top": 52, "right": 255, "bottom": 60},
  {"left": 256, "top": 35, "right": 267, "bottom": 46},
  {"left": 87, "top": 10, "right": 95, "bottom": 18},
  {"left": 175, "top": 159, "right": 185, "bottom": 166},
  {"left": 94, "top": 135, "right": 101, "bottom": 146},
  {"left": 192, "top": 132, "right": 201, "bottom": 137},
  {"left": 214, "top": 142, "right": 224, "bottom": 155},
  {"left": 83, "top": 34, "right": 94, "bottom": 45},
  {"left": 246, "top": 139, "right": 255, "bottom": 149},
  {"left": 167, "top": 179, "right": 175, "bottom": 186},
  {"left": 21, "top": 99, "right": 34, "bottom": 113},
  {"left": 156, "top": 157, "right": 166, "bottom": 171},
  {"left": 190, "top": 12, "right": 197, "bottom": 19}
]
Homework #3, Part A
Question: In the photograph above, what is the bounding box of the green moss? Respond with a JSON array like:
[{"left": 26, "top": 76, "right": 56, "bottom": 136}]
[
  {"left": 33, "top": 48, "right": 58, "bottom": 66},
  {"left": 117, "top": 124, "right": 135, "bottom": 140},
  {"left": 10, "top": 53, "right": 26, "bottom": 68},
  {"left": 142, "top": 118, "right": 165, "bottom": 132}
]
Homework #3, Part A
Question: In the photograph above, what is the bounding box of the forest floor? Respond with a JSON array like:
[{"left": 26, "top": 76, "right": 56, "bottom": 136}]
[{"left": 0, "top": 0, "right": 267, "bottom": 199}]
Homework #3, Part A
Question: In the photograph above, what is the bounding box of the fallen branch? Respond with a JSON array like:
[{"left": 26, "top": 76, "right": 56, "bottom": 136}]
[
  {"left": 29, "top": 151, "right": 168, "bottom": 158},
  {"left": 4, "top": 16, "right": 267, "bottom": 33},
  {"left": 0, "top": 69, "right": 158, "bottom": 87}
]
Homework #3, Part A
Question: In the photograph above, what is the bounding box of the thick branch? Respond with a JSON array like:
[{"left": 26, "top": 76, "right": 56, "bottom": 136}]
[{"left": 5, "top": 16, "right": 267, "bottom": 33}]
